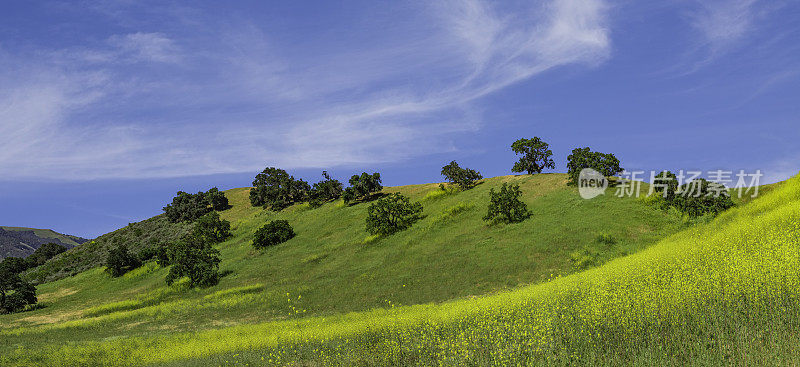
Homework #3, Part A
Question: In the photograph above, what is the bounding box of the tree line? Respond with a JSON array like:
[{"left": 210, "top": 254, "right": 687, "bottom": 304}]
[{"left": 111, "top": 136, "right": 732, "bottom": 294}]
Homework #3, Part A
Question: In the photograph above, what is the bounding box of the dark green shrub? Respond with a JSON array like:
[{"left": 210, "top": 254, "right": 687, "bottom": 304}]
[
  {"left": 0, "top": 260, "right": 37, "bottom": 314},
  {"left": 652, "top": 171, "right": 679, "bottom": 202},
  {"left": 343, "top": 172, "right": 383, "bottom": 203},
  {"left": 137, "top": 247, "right": 159, "bottom": 263},
  {"left": 193, "top": 212, "right": 232, "bottom": 244},
  {"left": 128, "top": 222, "right": 144, "bottom": 237},
  {"left": 1, "top": 288, "right": 37, "bottom": 314},
  {"left": 441, "top": 161, "right": 483, "bottom": 190},
  {"left": 26, "top": 243, "right": 67, "bottom": 268},
  {"left": 155, "top": 242, "right": 172, "bottom": 267},
  {"left": 596, "top": 233, "right": 617, "bottom": 245},
  {"left": 511, "top": 137, "right": 556, "bottom": 174},
  {"left": 365, "top": 193, "right": 423, "bottom": 235},
  {"left": 646, "top": 173, "right": 735, "bottom": 218},
  {"left": 309, "top": 171, "right": 344, "bottom": 208},
  {"left": 252, "top": 220, "right": 295, "bottom": 249},
  {"left": 165, "top": 232, "right": 221, "bottom": 288},
  {"left": 570, "top": 248, "right": 601, "bottom": 270},
  {"left": 4, "top": 282, "right": 37, "bottom": 312},
  {"left": 206, "top": 187, "right": 230, "bottom": 211},
  {"left": 163, "top": 187, "right": 231, "bottom": 223},
  {"left": 249, "top": 167, "right": 310, "bottom": 211},
  {"left": 1, "top": 257, "right": 29, "bottom": 275},
  {"left": 163, "top": 191, "right": 212, "bottom": 223},
  {"left": 105, "top": 243, "right": 141, "bottom": 277},
  {"left": 672, "top": 179, "right": 735, "bottom": 217},
  {"left": 484, "top": 183, "right": 530, "bottom": 224},
  {"left": 566, "top": 147, "right": 623, "bottom": 186}
]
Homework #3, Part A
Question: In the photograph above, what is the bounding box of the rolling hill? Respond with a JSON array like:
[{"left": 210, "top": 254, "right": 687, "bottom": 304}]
[
  {"left": 3, "top": 172, "right": 793, "bottom": 366},
  {"left": 0, "top": 226, "right": 88, "bottom": 260}
]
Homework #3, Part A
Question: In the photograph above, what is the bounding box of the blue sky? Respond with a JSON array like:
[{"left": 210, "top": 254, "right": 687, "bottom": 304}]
[{"left": 1, "top": 0, "right": 798, "bottom": 238}]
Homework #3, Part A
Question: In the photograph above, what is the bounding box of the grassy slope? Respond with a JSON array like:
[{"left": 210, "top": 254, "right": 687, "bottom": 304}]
[
  {"left": 23, "top": 216, "right": 192, "bottom": 284},
  {"left": 3, "top": 174, "right": 796, "bottom": 366},
  {"left": 730, "top": 180, "right": 784, "bottom": 206},
  {"left": 0, "top": 174, "right": 688, "bottom": 356},
  {"left": 0, "top": 226, "right": 87, "bottom": 247}
]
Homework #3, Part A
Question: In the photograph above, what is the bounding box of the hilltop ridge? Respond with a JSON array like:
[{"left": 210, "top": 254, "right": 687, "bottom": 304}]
[{"left": 0, "top": 226, "right": 87, "bottom": 260}]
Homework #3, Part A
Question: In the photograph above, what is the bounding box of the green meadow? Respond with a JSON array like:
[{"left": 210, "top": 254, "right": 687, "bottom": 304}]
[{"left": 3, "top": 172, "right": 797, "bottom": 366}]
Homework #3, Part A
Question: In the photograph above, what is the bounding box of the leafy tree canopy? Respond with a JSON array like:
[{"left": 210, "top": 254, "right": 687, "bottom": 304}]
[
  {"left": 163, "top": 191, "right": 211, "bottom": 223},
  {"left": 343, "top": 172, "right": 383, "bottom": 204},
  {"left": 651, "top": 171, "right": 679, "bottom": 204},
  {"left": 484, "top": 183, "right": 531, "bottom": 224},
  {"left": 365, "top": 193, "right": 423, "bottom": 236},
  {"left": 0, "top": 260, "right": 37, "bottom": 314},
  {"left": 26, "top": 242, "right": 67, "bottom": 268},
  {"left": 154, "top": 242, "right": 173, "bottom": 267},
  {"left": 1, "top": 256, "right": 30, "bottom": 275},
  {"left": 511, "top": 137, "right": 556, "bottom": 175},
  {"left": 105, "top": 243, "right": 141, "bottom": 277},
  {"left": 309, "top": 171, "right": 344, "bottom": 208},
  {"left": 194, "top": 211, "right": 232, "bottom": 244},
  {"left": 671, "top": 179, "right": 735, "bottom": 217},
  {"left": 566, "top": 147, "right": 623, "bottom": 186},
  {"left": 249, "top": 167, "right": 310, "bottom": 211},
  {"left": 163, "top": 187, "right": 230, "bottom": 223},
  {"left": 645, "top": 172, "right": 735, "bottom": 217},
  {"left": 165, "top": 232, "right": 221, "bottom": 288},
  {"left": 206, "top": 187, "right": 230, "bottom": 211},
  {"left": 441, "top": 161, "right": 483, "bottom": 190}
]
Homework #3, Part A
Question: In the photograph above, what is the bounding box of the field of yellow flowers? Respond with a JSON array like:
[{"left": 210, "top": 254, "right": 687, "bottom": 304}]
[{"left": 4, "top": 174, "right": 800, "bottom": 366}]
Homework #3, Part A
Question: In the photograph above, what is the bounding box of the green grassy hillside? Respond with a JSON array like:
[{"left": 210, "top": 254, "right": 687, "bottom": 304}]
[
  {"left": 0, "top": 174, "right": 692, "bottom": 364},
  {"left": 23, "top": 216, "right": 192, "bottom": 284},
  {"left": 3, "top": 173, "right": 796, "bottom": 366}
]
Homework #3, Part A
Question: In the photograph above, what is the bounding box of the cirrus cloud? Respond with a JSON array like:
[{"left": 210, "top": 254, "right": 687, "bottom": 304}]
[{"left": 0, "top": 0, "right": 611, "bottom": 180}]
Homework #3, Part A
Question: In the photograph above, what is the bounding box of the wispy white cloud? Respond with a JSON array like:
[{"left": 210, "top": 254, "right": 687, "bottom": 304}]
[
  {"left": 0, "top": 0, "right": 611, "bottom": 180},
  {"left": 108, "top": 32, "right": 181, "bottom": 63},
  {"left": 437, "top": 0, "right": 610, "bottom": 100},
  {"left": 691, "top": 0, "right": 759, "bottom": 54},
  {"left": 650, "top": 0, "right": 765, "bottom": 76}
]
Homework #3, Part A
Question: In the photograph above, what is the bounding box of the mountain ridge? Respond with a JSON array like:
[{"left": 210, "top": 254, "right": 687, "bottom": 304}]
[{"left": 0, "top": 226, "right": 88, "bottom": 260}]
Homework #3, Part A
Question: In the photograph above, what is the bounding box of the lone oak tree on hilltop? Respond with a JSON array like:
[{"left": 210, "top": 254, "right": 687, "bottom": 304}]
[
  {"left": 249, "top": 167, "right": 310, "bottom": 211},
  {"left": 511, "top": 137, "right": 556, "bottom": 174},
  {"left": 309, "top": 171, "right": 344, "bottom": 208},
  {"left": 441, "top": 161, "right": 483, "bottom": 190},
  {"left": 566, "top": 147, "right": 623, "bottom": 186},
  {"left": 343, "top": 172, "right": 383, "bottom": 204}
]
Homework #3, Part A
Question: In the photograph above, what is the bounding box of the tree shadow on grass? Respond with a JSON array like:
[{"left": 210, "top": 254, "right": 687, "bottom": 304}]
[
  {"left": 219, "top": 269, "right": 234, "bottom": 279},
  {"left": 345, "top": 192, "right": 389, "bottom": 207}
]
